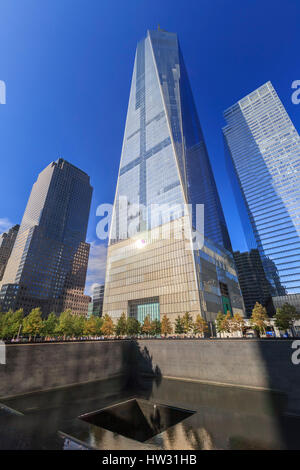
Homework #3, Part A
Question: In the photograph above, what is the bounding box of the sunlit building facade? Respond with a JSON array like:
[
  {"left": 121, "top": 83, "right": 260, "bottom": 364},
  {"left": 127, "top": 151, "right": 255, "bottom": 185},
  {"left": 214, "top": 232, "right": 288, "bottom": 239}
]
[
  {"left": 223, "top": 81, "right": 300, "bottom": 304},
  {"left": 0, "top": 159, "right": 92, "bottom": 316},
  {"left": 103, "top": 29, "right": 244, "bottom": 327},
  {"left": 0, "top": 224, "right": 19, "bottom": 281}
]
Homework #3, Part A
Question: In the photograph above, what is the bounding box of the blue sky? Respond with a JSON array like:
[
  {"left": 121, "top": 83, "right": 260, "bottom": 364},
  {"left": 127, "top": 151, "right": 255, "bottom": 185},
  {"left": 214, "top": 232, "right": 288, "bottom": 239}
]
[{"left": 0, "top": 0, "right": 299, "bottom": 292}]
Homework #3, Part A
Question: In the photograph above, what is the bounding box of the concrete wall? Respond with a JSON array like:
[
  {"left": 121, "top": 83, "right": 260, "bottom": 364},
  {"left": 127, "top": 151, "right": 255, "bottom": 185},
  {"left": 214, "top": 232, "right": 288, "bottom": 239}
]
[
  {"left": 1, "top": 339, "right": 300, "bottom": 412},
  {"left": 134, "top": 339, "right": 300, "bottom": 412},
  {"left": 0, "top": 340, "right": 132, "bottom": 398}
]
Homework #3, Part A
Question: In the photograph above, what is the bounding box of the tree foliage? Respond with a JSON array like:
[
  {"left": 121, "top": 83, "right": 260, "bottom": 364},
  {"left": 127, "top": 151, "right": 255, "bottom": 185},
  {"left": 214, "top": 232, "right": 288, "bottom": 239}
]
[
  {"left": 230, "top": 313, "right": 245, "bottom": 334},
  {"left": 161, "top": 315, "right": 172, "bottom": 336},
  {"left": 84, "top": 316, "right": 97, "bottom": 336},
  {"left": 250, "top": 302, "right": 269, "bottom": 335},
  {"left": 56, "top": 309, "right": 74, "bottom": 339},
  {"left": 23, "top": 308, "right": 43, "bottom": 340},
  {"left": 193, "top": 314, "right": 208, "bottom": 337},
  {"left": 182, "top": 312, "right": 193, "bottom": 334},
  {"left": 216, "top": 312, "right": 225, "bottom": 334},
  {"left": 72, "top": 315, "right": 85, "bottom": 337},
  {"left": 0, "top": 309, "right": 24, "bottom": 339},
  {"left": 95, "top": 316, "right": 104, "bottom": 335},
  {"left": 174, "top": 315, "right": 185, "bottom": 334},
  {"left": 126, "top": 317, "right": 140, "bottom": 336},
  {"left": 274, "top": 303, "right": 297, "bottom": 332},
  {"left": 151, "top": 319, "right": 162, "bottom": 336},
  {"left": 141, "top": 315, "right": 153, "bottom": 335},
  {"left": 115, "top": 312, "right": 127, "bottom": 336},
  {"left": 101, "top": 314, "right": 115, "bottom": 336},
  {"left": 42, "top": 312, "right": 58, "bottom": 338}
]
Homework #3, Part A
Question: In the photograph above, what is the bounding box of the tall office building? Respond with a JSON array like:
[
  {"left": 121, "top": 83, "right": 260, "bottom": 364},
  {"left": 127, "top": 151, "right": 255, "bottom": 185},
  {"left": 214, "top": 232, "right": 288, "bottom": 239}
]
[
  {"left": 223, "top": 81, "right": 300, "bottom": 309},
  {"left": 233, "top": 249, "right": 274, "bottom": 317},
  {"left": 0, "top": 159, "right": 92, "bottom": 316},
  {"left": 103, "top": 29, "right": 244, "bottom": 326},
  {"left": 0, "top": 224, "right": 19, "bottom": 281},
  {"left": 88, "top": 284, "right": 105, "bottom": 317}
]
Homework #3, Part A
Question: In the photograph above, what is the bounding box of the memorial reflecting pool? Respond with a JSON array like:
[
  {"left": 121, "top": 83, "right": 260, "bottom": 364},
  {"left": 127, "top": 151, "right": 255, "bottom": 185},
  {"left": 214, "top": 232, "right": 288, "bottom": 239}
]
[{"left": 0, "top": 375, "right": 299, "bottom": 450}]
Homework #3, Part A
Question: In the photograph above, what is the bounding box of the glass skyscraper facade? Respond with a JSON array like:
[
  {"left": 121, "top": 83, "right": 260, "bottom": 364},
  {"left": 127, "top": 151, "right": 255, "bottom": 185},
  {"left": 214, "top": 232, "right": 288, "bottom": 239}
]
[
  {"left": 223, "top": 81, "right": 300, "bottom": 300},
  {"left": 233, "top": 249, "right": 274, "bottom": 317},
  {"left": 110, "top": 29, "right": 231, "bottom": 250},
  {"left": 88, "top": 284, "right": 105, "bottom": 318},
  {"left": 103, "top": 29, "right": 244, "bottom": 325},
  {"left": 0, "top": 159, "right": 93, "bottom": 315}
]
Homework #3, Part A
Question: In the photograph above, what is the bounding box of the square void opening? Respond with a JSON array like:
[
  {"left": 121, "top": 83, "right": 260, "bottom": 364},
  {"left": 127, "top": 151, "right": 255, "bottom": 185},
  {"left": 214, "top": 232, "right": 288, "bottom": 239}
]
[{"left": 79, "top": 398, "right": 195, "bottom": 442}]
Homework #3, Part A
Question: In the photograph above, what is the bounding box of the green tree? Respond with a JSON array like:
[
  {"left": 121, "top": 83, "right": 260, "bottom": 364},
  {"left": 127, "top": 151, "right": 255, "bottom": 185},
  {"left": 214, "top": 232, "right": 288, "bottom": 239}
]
[
  {"left": 193, "top": 314, "right": 209, "bottom": 337},
  {"left": 13, "top": 309, "right": 24, "bottom": 339},
  {"left": 141, "top": 315, "right": 152, "bottom": 335},
  {"left": 182, "top": 312, "right": 193, "bottom": 334},
  {"left": 115, "top": 312, "right": 127, "bottom": 336},
  {"left": 151, "top": 319, "right": 162, "bottom": 336},
  {"left": 216, "top": 311, "right": 226, "bottom": 335},
  {"left": 0, "top": 309, "right": 24, "bottom": 340},
  {"left": 230, "top": 313, "right": 245, "bottom": 336},
  {"left": 279, "top": 303, "right": 298, "bottom": 318},
  {"left": 42, "top": 312, "right": 58, "bottom": 338},
  {"left": 174, "top": 315, "right": 185, "bottom": 335},
  {"left": 0, "top": 312, "right": 4, "bottom": 339},
  {"left": 84, "top": 316, "right": 97, "bottom": 337},
  {"left": 250, "top": 302, "right": 269, "bottom": 336},
  {"left": 161, "top": 315, "right": 172, "bottom": 337},
  {"left": 0, "top": 311, "right": 12, "bottom": 339},
  {"left": 274, "top": 309, "right": 291, "bottom": 333},
  {"left": 56, "top": 310, "right": 75, "bottom": 339},
  {"left": 216, "top": 311, "right": 232, "bottom": 336},
  {"left": 23, "top": 308, "right": 43, "bottom": 341},
  {"left": 95, "top": 316, "right": 104, "bottom": 336},
  {"left": 223, "top": 312, "right": 232, "bottom": 333},
  {"left": 72, "top": 315, "right": 85, "bottom": 338},
  {"left": 126, "top": 317, "right": 140, "bottom": 336},
  {"left": 274, "top": 303, "right": 297, "bottom": 334},
  {"left": 101, "top": 314, "right": 115, "bottom": 336},
  {"left": 11, "top": 309, "right": 24, "bottom": 339}
]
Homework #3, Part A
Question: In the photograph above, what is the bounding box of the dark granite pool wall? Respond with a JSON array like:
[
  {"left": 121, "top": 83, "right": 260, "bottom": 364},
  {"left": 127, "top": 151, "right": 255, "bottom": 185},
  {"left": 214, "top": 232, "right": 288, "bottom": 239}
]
[
  {"left": 1, "top": 339, "right": 300, "bottom": 411},
  {"left": 134, "top": 339, "right": 300, "bottom": 412},
  {"left": 0, "top": 340, "right": 132, "bottom": 398}
]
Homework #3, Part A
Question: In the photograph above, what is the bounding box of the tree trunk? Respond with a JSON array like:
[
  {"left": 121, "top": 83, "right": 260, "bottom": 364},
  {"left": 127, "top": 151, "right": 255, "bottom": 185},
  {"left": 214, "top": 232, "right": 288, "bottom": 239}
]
[{"left": 17, "top": 324, "right": 22, "bottom": 341}]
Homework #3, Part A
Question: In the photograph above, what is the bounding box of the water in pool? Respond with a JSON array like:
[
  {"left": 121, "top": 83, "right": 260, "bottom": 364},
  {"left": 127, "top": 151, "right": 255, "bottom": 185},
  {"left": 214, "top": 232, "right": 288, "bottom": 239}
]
[{"left": 0, "top": 375, "right": 299, "bottom": 450}]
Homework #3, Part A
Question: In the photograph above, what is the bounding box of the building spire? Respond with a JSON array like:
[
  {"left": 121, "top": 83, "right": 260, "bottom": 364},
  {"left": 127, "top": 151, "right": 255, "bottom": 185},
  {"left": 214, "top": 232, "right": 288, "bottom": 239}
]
[{"left": 157, "top": 24, "right": 166, "bottom": 32}]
